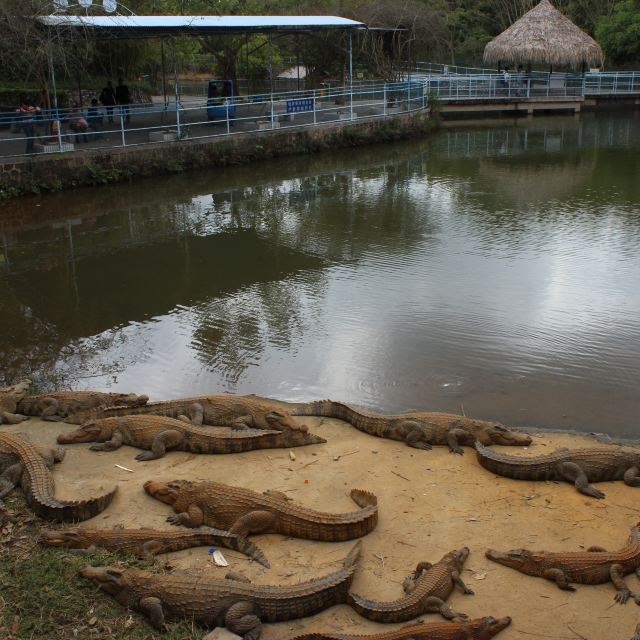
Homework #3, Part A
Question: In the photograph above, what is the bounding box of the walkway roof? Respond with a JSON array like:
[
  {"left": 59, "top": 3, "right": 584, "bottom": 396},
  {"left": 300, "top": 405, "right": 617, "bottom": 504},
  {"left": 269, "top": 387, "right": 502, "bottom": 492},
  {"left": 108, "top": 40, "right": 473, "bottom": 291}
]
[{"left": 39, "top": 15, "right": 367, "bottom": 37}]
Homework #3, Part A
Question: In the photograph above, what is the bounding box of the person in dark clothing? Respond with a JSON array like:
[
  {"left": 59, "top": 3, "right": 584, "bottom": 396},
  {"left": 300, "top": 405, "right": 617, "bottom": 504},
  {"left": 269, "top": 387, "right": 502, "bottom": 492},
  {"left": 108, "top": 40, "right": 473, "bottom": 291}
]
[
  {"left": 15, "top": 98, "right": 41, "bottom": 154},
  {"left": 115, "top": 78, "right": 131, "bottom": 123},
  {"left": 99, "top": 81, "right": 116, "bottom": 123},
  {"left": 87, "top": 98, "right": 103, "bottom": 132}
]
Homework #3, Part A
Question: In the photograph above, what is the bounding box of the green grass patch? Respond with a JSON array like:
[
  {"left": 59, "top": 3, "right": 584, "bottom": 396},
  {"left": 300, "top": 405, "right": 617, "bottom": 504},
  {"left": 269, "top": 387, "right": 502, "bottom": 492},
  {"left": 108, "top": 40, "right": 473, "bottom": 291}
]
[{"left": 0, "top": 495, "right": 201, "bottom": 639}]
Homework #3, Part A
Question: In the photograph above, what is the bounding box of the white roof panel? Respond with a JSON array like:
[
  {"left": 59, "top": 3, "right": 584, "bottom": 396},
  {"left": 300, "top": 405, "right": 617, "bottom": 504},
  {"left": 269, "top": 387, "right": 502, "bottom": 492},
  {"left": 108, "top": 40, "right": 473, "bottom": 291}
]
[{"left": 39, "top": 15, "right": 366, "bottom": 35}]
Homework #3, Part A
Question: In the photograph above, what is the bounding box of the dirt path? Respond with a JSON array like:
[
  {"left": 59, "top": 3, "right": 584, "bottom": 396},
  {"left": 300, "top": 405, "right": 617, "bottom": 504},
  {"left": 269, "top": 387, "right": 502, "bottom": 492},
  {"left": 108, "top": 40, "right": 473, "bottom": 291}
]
[{"left": 6, "top": 415, "right": 640, "bottom": 639}]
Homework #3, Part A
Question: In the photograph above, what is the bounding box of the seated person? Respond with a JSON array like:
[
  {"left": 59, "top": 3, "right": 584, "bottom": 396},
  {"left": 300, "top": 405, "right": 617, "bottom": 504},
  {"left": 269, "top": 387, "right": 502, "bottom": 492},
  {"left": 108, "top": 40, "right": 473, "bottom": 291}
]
[{"left": 67, "top": 105, "right": 90, "bottom": 142}]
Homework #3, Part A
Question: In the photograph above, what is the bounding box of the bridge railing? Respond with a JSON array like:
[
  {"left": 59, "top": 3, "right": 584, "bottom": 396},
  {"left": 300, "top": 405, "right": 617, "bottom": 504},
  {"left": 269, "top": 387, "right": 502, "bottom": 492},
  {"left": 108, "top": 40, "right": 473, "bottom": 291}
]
[
  {"left": 0, "top": 80, "right": 429, "bottom": 160},
  {"left": 422, "top": 73, "right": 585, "bottom": 101}
]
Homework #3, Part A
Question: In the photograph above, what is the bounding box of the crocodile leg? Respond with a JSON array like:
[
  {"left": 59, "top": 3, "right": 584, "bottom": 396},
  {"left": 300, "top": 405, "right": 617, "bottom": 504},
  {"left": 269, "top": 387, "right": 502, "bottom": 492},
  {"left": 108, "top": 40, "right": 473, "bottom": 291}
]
[
  {"left": 140, "top": 540, "right": 165, "bottom": 559},
  {"left": 229, "top": 511, "right": 278, "bottom": 537},
  {"left": 0, "top": 411, "right": 29, "bottom": 425},
  {"left": 556, "top": 462, "right": 605, "bottom": 499},
  {"left": 167, "top": 504, "right": 204, "bottom": 527},
  {"left": 39, "top": 398, "right": 64, "bottom": 422},
  {"left": 232, "top": 415, "right": 255, "bottom": 431},
  {"left": 623, "top": 467, "right": 640, "bottom": 487},
  {"left": 446, "top": 429, "right": 469, "bottom": 455},
  {"left": 67, "top": 545, "right": 98, "bottom": 556},
  {"left": 403, "top": 421, "right": 433, "bottom": 451},
  {"left": 138, "top": 596, "right": 166, "bottom": 631},
  {"left": 611, "top": 564, "right": 640, "bottom": 605},
  {"left": 224, "top": 601, "right": 262, "bottom": 640},
  {"left": 90, "top": 431, "right": 124, "bottom": 452},
  {"left": 451, "top": 569, "right": 475, "bottom": 595},
  {"left": 0, "top": 462, "right": 24, "bottom": 499},
  {"left": 403, "top": 561, "right": 434, "bottom": 592},
  {"left": 422, "top": 596, "right": 468, "bottom": 621},
  {"left": 135, "top": 430, "right": 185, "bottom": 461},
  {"left": 542, "top": 568, "right": 576, "bottom": 591},
  {"left": 178, "top": 403, "right": 204, "bottom": 426}
]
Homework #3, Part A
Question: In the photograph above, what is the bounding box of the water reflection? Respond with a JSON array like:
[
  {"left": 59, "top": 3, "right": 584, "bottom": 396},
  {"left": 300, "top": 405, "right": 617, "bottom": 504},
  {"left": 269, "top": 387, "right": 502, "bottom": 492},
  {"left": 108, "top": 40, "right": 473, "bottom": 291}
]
[{"left": 1, "top": 112, "right": 639, "bottom": 436}]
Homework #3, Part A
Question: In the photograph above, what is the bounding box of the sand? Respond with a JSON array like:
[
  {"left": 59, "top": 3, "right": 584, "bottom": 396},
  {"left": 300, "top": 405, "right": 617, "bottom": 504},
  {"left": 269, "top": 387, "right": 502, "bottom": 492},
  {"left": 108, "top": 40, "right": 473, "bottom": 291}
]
[{"left": 5, "top": 414, "right": 640, "bottom": 640}]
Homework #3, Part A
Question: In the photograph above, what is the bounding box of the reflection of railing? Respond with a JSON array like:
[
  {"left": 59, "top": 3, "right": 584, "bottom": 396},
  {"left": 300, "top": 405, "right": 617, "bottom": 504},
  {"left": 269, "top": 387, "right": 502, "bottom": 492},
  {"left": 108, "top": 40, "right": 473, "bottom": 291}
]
[{"left": 0, "top": 81, "right": 429, "bottom": 160}]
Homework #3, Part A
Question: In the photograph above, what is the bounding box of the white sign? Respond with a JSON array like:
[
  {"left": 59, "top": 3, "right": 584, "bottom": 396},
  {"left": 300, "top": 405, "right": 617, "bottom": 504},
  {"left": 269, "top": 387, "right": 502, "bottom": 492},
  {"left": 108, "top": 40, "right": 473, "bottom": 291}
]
[
  {"left": 53, "top": 0, "right": 69, "bottom": 10},
  {"left": 103, "top": 0, "right": 117, "bottom": 12},
  {"left": 79, "top": 0, "right": 93, "bottom": 8}
]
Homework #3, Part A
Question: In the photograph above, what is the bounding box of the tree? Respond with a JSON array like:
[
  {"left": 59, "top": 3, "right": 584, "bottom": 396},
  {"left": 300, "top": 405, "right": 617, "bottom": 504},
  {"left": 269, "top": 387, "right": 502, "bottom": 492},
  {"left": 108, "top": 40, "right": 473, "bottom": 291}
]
[{"left": 596, "top": 0, "right": 640, "bottom": 66}]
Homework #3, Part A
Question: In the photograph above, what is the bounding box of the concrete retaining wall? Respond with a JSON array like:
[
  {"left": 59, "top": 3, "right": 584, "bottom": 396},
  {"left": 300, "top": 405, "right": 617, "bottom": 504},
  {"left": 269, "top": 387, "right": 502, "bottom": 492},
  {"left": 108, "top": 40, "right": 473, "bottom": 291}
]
[{"left": 0, "top": 111, "right": 434, "bottom": 200}]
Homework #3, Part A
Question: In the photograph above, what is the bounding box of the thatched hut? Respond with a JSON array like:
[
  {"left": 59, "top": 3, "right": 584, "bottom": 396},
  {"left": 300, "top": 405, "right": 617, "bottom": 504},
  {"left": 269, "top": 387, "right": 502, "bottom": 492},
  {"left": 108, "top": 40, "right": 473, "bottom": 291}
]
[{"left": 483, "top": 0, "right": 603, "bottom": 71}]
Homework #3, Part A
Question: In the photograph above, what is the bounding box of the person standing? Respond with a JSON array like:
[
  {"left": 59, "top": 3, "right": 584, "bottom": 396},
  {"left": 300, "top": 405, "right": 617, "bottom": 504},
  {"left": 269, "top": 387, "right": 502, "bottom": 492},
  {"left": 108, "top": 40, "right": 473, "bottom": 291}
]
[
  {"left": 15, "top": 98, "right": 41, "bottom": 154},
  {"left": 99, "top": 81, "right": 116, "bottom": 123},
  {"left": 115, "top": 77, "right": 131, "bottom": 123}
]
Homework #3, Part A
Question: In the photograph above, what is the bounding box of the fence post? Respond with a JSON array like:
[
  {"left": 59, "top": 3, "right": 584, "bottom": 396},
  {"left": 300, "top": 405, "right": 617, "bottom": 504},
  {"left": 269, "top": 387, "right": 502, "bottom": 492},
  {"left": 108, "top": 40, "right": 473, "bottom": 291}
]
[
  {"left": 407, "top": 81, "right": 410, "bottom": 111},
  {"left": 271, "top": 96, "right": 275, "bottom": 129},
  {"left": 226, "top": 102, "right": 230, "bottom": 135},
  {"left": 120, "top": 110, "right": 126, "bottom": 147},
  {"left": 383, "top": 85, "right": 387, "bottom": 115},
  {"left": 313, "top": 93, "right": 317, "bottom": 124},
  {"left": 175, "top": 97, "right": 181, "bottom": 139}
]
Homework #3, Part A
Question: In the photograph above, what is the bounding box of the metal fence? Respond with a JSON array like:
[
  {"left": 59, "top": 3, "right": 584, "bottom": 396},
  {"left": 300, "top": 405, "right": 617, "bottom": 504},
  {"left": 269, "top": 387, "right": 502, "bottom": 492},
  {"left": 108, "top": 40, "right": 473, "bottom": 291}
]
[{"left": 0, "top": 80, "right": 428, "bottom": 160}]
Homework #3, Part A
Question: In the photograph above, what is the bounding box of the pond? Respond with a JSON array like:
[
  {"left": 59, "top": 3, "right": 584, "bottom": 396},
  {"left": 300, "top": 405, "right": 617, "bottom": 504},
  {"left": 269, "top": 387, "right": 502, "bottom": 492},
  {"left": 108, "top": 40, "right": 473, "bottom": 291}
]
[{"left": 1, "top": 111, "right": 639, "bottom": 437}]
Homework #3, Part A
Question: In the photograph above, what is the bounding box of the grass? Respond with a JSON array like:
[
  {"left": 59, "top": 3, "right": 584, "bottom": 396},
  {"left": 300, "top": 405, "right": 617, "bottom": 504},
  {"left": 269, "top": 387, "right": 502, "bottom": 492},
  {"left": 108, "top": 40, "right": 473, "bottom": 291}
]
[{"left": 0, "top": 495, "right": 202, "bottom": 640}]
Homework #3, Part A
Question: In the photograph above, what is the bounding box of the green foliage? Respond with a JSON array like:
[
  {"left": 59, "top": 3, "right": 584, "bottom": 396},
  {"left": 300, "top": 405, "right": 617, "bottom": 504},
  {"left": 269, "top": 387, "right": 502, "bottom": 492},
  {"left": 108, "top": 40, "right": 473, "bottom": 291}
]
[{"left": 596, "top": 0, "right": 640, "bottom": 66}]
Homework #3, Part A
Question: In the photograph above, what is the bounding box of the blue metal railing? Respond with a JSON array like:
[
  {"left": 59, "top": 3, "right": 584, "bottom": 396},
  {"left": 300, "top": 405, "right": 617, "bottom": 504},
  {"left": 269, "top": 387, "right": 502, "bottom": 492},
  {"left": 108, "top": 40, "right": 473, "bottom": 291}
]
[{"left": 0, "top": 80, "right": 430, "bottom": 160}]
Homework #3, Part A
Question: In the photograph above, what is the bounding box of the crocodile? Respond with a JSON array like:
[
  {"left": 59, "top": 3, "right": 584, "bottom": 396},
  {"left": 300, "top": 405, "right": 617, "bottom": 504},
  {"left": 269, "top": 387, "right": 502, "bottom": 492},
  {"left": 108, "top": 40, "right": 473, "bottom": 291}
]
[
  {"left": 293, "top": 401, "right": 531, "bottom": 454},
  {"left": 475, "top": 442, "right": 640, "bottom": 499},
  {"left": 76, "top": 395, "right": 309, "bottom": 432},
  {"left": 144, "top": 479, "right": 378, "bottom": 541},
  {"left": 289, "top": 616, "right": 512, "bottom": 640},
  {"left": 56, "top": 415, "right": 325, "bottom": 461},
  {"left": 0, "top": 379, "right": 32, "bottom": 425},
  {"left": 486, "top": 521, "right": 640, "bottom": 604},
  {"left": 80, "top": 541, "right": 362, "bottom": 636},
  {"left": 0, "top": 436, "right": 65, "bottom": 505},
  {"left": 41, "top": 525, "right": 270, "bottom": 567},
  {"left": 0, "top": 431, "right": 117, "bottom": 521},
  {"left": 17, "top": 390, "right": 149, "bottom": 423},
  {"left": 348, "top": 548, "right": 473, "bottom": 623}
]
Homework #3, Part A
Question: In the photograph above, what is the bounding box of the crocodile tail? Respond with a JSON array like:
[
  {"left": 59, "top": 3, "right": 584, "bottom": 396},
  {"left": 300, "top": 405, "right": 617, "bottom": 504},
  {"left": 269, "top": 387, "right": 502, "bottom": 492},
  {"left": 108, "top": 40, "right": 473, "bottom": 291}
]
[
  {"left": 234, "top": 535, "right": 271, "bottom": 569},
  {"left": 292, "top": 401, "right": 353, "bottom": 420},
  {"left": 30, "top": 486, "right": 117, "bottom": 522},
  {"left": 349, "top": 489, "right": 378, "bottom": 510},
  {"left": 343, "top": 540, "right": 363, "bottom": 571}
]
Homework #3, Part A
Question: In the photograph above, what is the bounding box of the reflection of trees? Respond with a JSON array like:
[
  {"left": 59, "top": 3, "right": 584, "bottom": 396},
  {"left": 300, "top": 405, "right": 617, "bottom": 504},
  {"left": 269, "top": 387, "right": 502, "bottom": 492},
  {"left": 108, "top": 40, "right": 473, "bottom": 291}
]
[{"left": 4, "top": 112, "right": 639, "bottom": 389}]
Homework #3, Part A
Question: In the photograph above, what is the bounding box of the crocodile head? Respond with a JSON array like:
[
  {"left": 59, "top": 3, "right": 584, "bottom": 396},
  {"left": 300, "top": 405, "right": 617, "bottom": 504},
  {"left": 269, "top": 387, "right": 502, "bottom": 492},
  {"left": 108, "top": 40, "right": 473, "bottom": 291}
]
[
  {"left": 486, "top": 548, "right": 546, "bottom": 576},
  {"left": 471, "top": 616, "right": 512, "bottom": 639},
  {"left": 479, "top": 424, "right": 532, "bottom": 447},
  {"left": 265, "top": 409, "right": 309, "bottom": 433},
  {"left": 439, "top": 546, "right": 470, "bottom": 572},
  {"left": 57, "top": 421, "right": 111, "bottom": 444},
  {"left": 79, "top": 566, "right": 127, "bottom": 596},
  {"left": 41, "top": 528, "right": 90, "bottom": 549},
  {"left": 143, "top": 479, "right": 190, "bottom": 505}
]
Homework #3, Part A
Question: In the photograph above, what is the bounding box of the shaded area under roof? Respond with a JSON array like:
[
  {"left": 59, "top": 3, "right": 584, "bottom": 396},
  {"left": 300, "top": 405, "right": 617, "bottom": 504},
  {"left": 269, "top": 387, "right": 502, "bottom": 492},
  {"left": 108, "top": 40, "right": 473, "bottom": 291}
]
[
  {"left": 38, "top": 14, "right": 367, "bottom": 37},
  {"left": 483, "top": 0, "right": 603, "bottom": 70}
]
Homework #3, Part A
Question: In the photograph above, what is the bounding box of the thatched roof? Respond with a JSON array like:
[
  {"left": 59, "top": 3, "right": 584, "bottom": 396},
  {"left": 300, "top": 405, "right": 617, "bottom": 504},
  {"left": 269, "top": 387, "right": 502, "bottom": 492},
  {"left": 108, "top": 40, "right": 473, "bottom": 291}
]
[{"left": 483, "top": 0, "right": 603, "bottom": 70}]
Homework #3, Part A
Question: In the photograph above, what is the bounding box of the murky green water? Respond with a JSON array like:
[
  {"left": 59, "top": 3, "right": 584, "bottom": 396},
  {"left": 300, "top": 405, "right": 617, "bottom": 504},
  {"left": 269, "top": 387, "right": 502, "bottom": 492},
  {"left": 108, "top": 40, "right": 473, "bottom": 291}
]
[{"left": 1, "top": 112, "right": 639, "bottom": 437}]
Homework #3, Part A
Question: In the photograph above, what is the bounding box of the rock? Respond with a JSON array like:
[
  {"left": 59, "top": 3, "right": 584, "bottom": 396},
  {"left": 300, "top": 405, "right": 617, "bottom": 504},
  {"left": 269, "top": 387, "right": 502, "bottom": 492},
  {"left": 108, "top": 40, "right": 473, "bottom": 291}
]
[{"left": 202, "top": 628, "right": 242, "bottom": 640}]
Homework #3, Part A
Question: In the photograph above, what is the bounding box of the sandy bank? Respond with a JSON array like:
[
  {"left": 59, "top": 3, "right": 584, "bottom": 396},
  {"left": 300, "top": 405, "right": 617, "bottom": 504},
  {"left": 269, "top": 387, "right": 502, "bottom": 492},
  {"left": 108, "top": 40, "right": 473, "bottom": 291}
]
[{"left": 5, "top": 414, "right": 640, "bottom": 639}]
